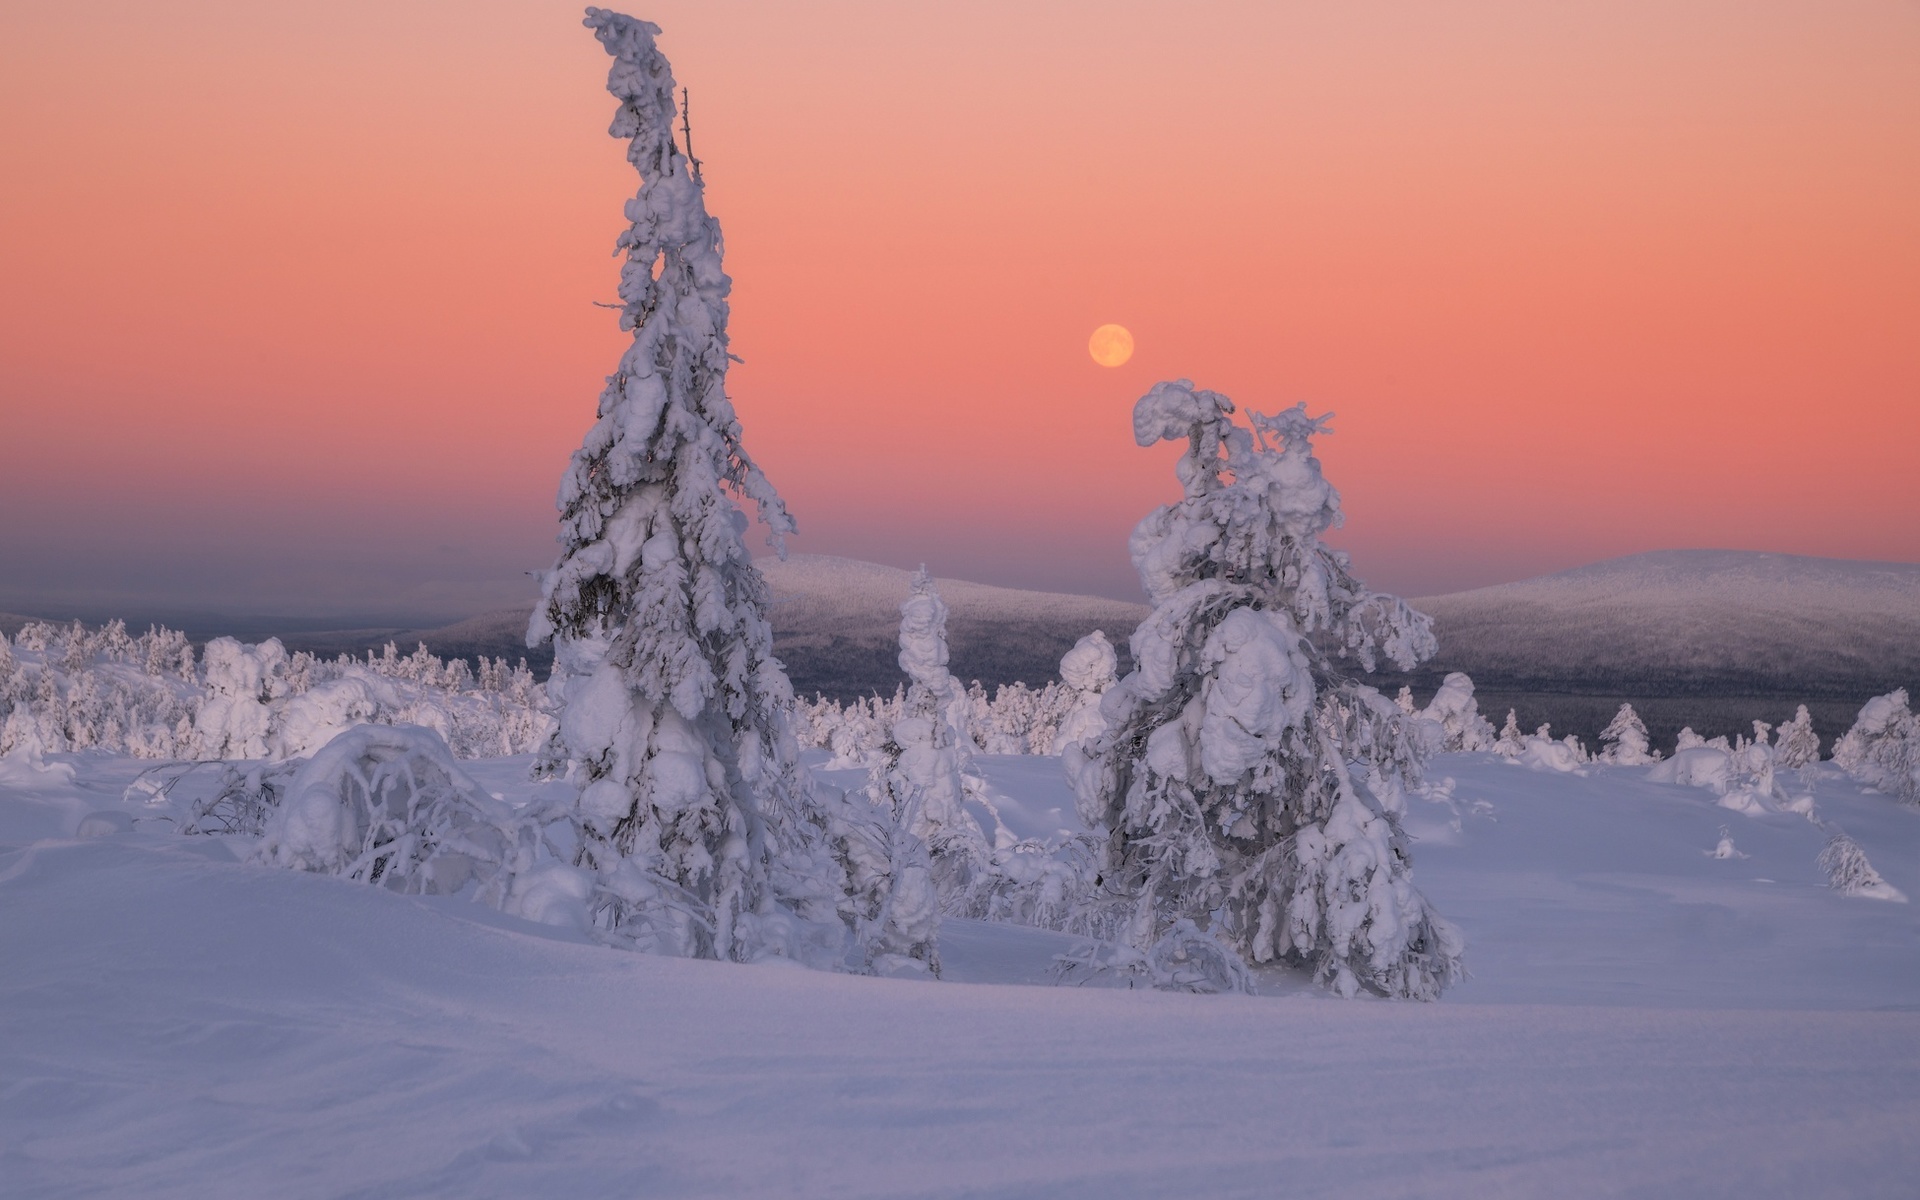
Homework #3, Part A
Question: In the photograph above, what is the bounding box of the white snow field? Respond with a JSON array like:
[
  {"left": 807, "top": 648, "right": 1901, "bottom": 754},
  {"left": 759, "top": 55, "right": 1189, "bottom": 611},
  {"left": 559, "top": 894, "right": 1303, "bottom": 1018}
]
[{"left": 4, "top": 749, "right": 1919, "bottom": 1198}]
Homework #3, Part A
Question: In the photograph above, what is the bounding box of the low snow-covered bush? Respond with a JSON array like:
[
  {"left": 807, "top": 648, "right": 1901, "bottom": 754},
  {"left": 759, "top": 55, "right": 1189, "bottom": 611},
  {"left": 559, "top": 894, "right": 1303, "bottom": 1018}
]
[
  {"left": 254, "top": 724, "right": 539, "bottom": 902},
  {"left": 1415, "top": 673, "right": 1497, "bottom": 753},
  {"left": 1816, "top": 825, "right": 1906, "bottom": 902},
  {"left": 0, "top": 621, "right": 551, "bottom": 762},
  {"left": 1510, "top": 725, "right": 1589, "bottom": 774},
  {"left": 1833, "top": 690, "right": 1920, "bottom": 805}
]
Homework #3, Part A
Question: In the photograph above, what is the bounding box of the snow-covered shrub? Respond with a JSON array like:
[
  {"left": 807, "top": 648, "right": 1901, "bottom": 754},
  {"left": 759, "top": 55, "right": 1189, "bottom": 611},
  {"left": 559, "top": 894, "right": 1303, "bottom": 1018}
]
[
  {"left": 1071, "top": 381, "right": 1462, "bottom": 999},
  {"left": 1649, "top": 743, "right": 1733, "bottom": 792},
  {"left": 1816, "top": 826, "right": 1906, "bottom": 902},
  {"left": 1705, "top": 826, "right": 1747, "bottom": 860},
  {"left": 1833, "top": 690, "right": 1920, "bottom": 805},
  {"left": 817, "top": 782, "right": 941, "bottom": 975},
  {"left": 1648, "top": 722, "right": 1788, "bottom": 815},
  {"left": 192, "top": 637, "right": 287, "bottom": 758},
  {"left": 801, "top": 675, "right": 1093, "bottom": 764},
  {"left": 0, "top": 730, "right": 78, "bottom": 791},
  {"left": 1416, "top": 672, "right": 1497, "bottom": 753},
  {"left": 527, "top": 11, "right": 846, "bottom": 967},
  {"left": 182, "top": 760, "right": 302, "bottom": 836},
  {"left": 1599, "top": 703, "right": 1655, "bottom": 766},
  {"left": 1774, "top": 705, "right": 1821, "bottom": 770},
  {"left": 1, "top": 621, "right": 200, "bottom": 758},
  {"left": 0, "top": 620, "right": 550, "bottom": 763},
  {"left": 1509, "top": 724, "right": 1588, "bottom": 774},
  {"left": 254, "top": 725, "right": 535, "bottom": 901},
  {"left": 1492, "top": 709, "right": 1525, "bottom": 759}
]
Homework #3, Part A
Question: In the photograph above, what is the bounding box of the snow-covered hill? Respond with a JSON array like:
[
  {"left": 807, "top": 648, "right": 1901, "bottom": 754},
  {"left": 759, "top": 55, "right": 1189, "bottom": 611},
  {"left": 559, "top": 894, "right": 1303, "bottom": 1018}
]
[
  {"left": 1382, "top": 549, "right": 1920, "bottom": 745},
  {"left": 273, "top": 556, "right": 1150, "bottom": 701},
  {"left": 1414, "top": 549, "right": 1920, "bottom": 692},
  {"left": 756, "top": 555, "right": 1148, "bottom": 699},
  {"left": 5, "top": 748, "right": 1918, "bottom": 1196}
]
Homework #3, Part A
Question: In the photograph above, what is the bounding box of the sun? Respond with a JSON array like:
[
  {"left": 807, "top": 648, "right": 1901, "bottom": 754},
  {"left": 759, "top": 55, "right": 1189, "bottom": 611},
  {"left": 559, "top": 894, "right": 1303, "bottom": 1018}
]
[{"left": 1088, "top": 324, "right": 1134, "bottom": 367}]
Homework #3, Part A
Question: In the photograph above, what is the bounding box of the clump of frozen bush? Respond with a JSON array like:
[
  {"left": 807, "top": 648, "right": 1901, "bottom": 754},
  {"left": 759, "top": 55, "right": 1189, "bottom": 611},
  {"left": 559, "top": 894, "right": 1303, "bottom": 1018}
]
[
  {"left": 1833, "top": 690, "right": 1920, "bottom": 805},
  {"left": 0, "top": 620, "right": 550, "bottom": 763},
  {"left": 254, "top": 724, "right": 539, "bottom": 901},
  {"left": 1816, "top": 825, "right": 1906, "bottom": 902},
  {"left": 1414, "top": 673, "right": 1497, "bottom": 753}
]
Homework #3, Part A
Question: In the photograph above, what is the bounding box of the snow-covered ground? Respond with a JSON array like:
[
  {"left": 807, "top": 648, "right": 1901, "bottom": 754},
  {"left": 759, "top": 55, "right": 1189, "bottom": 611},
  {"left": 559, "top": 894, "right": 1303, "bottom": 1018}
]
[{"left": 4, "top": 749, "right": 1917, "bottom": 1198}]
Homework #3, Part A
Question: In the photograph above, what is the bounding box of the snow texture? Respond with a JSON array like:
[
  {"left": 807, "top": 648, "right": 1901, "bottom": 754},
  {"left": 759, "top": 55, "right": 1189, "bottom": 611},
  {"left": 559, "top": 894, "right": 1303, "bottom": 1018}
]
[{"left": 7, "top": 747, "right": 1920, "bottom": 1197}]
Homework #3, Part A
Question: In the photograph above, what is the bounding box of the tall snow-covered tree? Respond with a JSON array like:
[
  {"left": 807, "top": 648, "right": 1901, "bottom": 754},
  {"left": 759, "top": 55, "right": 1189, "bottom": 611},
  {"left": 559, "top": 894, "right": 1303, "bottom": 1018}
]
[
  {"left": 1072, "top": 381, "right": 1464, "bottom": 998},
  {"left": 873, "top": 569, "right": 990, "bottom": 902},
  {"left": 529, "top": 10, "right": 839, "bottom": 963}
]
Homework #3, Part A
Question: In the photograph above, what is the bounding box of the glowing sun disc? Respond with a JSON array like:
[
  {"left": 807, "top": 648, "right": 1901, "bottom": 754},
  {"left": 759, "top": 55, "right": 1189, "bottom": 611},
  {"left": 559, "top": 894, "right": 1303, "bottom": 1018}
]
[{"left": 1089, "top": 324, "right": 1134, "bottom": 367}]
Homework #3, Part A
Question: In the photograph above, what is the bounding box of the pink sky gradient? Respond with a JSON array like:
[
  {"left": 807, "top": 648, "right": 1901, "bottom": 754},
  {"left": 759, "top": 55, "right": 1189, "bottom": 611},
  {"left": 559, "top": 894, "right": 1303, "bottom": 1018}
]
[{"left": 2, "top": 1, "right": 1915, "bottom": 618}]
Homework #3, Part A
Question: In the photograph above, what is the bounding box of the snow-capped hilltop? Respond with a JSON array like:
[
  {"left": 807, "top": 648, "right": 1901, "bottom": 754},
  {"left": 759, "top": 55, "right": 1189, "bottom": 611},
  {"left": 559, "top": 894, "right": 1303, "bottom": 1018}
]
[
  {"left": 1429, "top": 549, "right": 1920, "bottom": 612},
  {"left": 757, "top": 554, "right": 1145, "bottom": 641},
  {"left": 1405, "top": 548, "right": 1920, "bottom": 704}
]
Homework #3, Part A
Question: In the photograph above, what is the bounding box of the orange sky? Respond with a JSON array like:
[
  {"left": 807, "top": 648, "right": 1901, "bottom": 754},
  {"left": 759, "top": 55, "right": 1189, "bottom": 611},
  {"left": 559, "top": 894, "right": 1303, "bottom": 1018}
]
[{"left": 2, "top": 0, "right": 1916, "bottom": 618}]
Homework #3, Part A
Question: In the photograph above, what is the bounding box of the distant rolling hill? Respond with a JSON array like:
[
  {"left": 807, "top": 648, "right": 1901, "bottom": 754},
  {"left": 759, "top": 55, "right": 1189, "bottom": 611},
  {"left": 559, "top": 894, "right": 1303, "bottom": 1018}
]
[
  {"left": 273, "top": 556, "right": 1149, "bottom": 702},
  {"left": 16, "top": 549, "right": 1915, "bottom": 747},
  {"left": 756, "top": 555, "right": 1148, "bottom": 700},
  {"left": 1380, "top": 549, "right": 1920, "bottom": 747}
]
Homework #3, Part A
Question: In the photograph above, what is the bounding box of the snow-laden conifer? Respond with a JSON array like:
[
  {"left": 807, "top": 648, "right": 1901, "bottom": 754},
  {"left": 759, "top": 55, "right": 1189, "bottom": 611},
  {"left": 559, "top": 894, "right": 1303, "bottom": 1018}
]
[
  {"left": 1493, "top": 709, "right": 1525, "bottom": 759},
  {"left": 1072, "top": 381, "right": 1463, "bottom": 998},
  {"left": 1774, "top": 704, "right": 1821, "bottom": 770},
  {"left": 870, "top": 569, "right": 990, "bottom": 903},
  {"left": 528, "top": 10, "right": 841, "bottom": 963},
  {"left": 1599, "top": 703, "right": 1654, "bottom": 765},
  {"left": 1816, "top": 825, "right": 1907, "bottom": 901}
]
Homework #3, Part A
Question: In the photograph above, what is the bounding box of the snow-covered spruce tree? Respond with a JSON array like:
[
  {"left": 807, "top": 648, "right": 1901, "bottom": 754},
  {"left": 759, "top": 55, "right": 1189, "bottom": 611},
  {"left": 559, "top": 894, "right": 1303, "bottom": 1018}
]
[
  {"left": 870, "top": 569, "right": 991, "bottom": 905},
  {"left": 1816, "top": 824, "right": 1907, "bottom": 902},
  {"left": 1492, "top": 709, "right": 1525, "bottom": 759},
  {"left": 1599, "top": 702, "right": 1654, "bottom": 765},
  {"left": 1774, "top": 705, "right": 1821, "bottom": 771},
  {"left": 1072, "top": 381, "right": 1464, "bottom": 998},
  {"left": 529, "top": 10, "right": 841, "bottom": 963}
]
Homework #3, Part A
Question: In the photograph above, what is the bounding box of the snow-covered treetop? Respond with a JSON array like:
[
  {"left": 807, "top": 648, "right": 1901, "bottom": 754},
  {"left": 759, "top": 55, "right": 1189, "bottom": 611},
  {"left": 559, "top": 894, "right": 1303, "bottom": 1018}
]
[
  {"left": 1127, "top": 380, "right": 1433, "bottom": 673},
  {"left": 897, "top": 568, "right": 953, "bottom": 691},
  {"left": 534, "top": 9, "right": 795, "bottom": 693},
  {"left": 1058, "top": 630, "right": 1117, "bottom": 694}
]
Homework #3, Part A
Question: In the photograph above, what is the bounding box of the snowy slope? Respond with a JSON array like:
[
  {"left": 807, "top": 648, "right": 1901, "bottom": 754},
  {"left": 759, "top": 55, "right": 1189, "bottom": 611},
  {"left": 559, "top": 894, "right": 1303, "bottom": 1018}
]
[
  {"left": 1378, "top": 549, "right": 1920, "bottom": 746},
  {"left": 1411, "top": 549, "right": 1920, "bottom": 695},
  {"left": 5, "top": 750, "right": 1920, "bottom": 1197}
]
